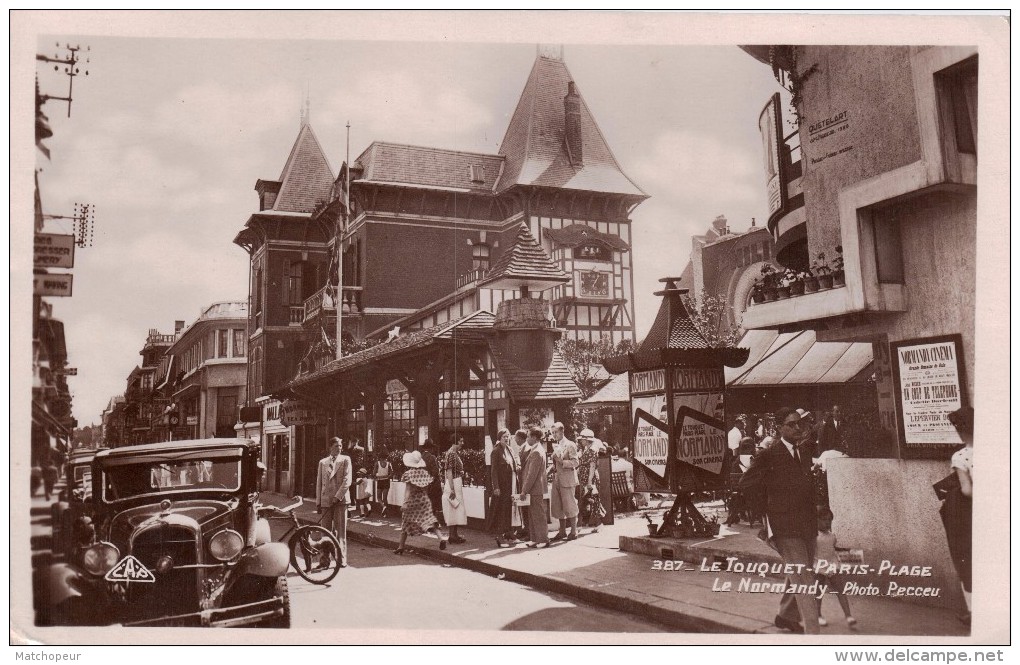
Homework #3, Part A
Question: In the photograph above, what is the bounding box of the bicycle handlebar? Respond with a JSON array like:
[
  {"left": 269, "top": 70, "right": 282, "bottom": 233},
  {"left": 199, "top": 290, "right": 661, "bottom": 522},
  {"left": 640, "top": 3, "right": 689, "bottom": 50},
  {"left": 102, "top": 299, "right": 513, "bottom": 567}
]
[{"left": 256, "top": 495, "right": 304, "bottom": 515}]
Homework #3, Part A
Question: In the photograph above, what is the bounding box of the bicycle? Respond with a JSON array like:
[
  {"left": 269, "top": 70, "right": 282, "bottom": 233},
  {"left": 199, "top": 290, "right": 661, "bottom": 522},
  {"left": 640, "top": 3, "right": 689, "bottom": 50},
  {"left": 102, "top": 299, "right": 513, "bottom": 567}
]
[{"left": 257, "top": 496, "right": 343, "bottom": 585}]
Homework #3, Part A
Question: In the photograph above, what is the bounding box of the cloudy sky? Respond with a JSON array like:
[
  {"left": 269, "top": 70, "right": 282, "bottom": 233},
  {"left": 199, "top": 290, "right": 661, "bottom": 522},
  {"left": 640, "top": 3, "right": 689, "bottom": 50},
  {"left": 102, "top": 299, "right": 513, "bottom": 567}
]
[{"left": 27, "top": 18, "right": 796, "bottom": 425}]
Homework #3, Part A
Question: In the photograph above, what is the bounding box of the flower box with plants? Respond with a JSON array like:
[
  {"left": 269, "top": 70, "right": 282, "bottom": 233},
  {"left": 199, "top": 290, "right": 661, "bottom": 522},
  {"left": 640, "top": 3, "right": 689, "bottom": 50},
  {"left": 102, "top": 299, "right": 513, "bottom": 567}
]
[
  {"left": 751, "top": 264, "right": 784, "bottom": 303},
  {"left": 811, "top": 246, "right": 845, "bottom": 289}
]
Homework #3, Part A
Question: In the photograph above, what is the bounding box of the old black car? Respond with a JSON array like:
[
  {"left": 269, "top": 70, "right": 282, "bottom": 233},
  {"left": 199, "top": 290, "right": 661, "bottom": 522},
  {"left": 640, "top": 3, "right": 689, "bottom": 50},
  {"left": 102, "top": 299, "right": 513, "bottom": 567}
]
[
  {"left": 51, "top": 447, "right": 102, "bottom": 558},
  {"left": 45, "top": 438, "right": 290, "bottom": 628}
]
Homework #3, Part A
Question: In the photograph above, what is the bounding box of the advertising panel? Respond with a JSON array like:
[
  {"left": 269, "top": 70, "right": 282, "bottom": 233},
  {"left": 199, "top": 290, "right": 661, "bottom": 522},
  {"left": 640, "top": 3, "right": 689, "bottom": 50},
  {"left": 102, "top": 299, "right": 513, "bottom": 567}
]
[
  {"left": 891, "top": 335, "right": 966, "bottom": 448},
  {"left": 758, "top": 92, "right": 787, "bottom": 219}
]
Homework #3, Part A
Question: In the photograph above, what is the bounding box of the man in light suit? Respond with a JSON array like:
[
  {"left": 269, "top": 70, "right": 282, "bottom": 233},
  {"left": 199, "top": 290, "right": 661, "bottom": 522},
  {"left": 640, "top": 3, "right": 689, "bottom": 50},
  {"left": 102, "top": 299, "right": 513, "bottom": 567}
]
[
  {"left": 316, "top": 437, "right": 351, "bottom": 567},
  {"left": 549, "top": 421, "right": 579, "bottom": 541},
  {"left": 739, "top": 407, "right": 820, "bottom": 634},
  {"left": 518, "top": 427, "right": 549, "bottom": 548}
]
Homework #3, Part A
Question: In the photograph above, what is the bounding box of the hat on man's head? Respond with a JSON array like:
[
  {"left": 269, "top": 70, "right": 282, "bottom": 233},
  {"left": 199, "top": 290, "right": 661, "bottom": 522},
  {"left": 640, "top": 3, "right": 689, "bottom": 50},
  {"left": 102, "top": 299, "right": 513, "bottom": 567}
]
[
  {"left": 403, "top": 451, "right": 426, "bottom": 469},
  {"left": 796, "top": 408, "right": 813, "bottom": 420},
  {"left": 578, "top": 428, "right": 595, "bottom": 439}
]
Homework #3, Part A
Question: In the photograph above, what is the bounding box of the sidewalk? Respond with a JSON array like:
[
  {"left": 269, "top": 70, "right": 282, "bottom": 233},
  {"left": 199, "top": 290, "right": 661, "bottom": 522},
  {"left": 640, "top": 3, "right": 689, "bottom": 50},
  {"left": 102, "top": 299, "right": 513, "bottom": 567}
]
[{"left": 259, "top": 492, "right": 968, "bottom": 636}]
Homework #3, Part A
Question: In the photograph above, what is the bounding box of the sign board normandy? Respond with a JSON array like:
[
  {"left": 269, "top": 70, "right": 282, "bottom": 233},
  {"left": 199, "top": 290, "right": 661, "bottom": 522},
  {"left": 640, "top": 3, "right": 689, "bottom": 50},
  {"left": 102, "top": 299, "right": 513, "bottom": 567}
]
[{"left": 34, "top": 233, "right": 76, "bottom": 269}]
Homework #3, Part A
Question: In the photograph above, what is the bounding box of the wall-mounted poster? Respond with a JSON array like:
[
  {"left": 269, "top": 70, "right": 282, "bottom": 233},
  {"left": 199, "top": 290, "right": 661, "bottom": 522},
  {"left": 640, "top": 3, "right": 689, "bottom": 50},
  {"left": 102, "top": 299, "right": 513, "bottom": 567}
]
[
  {"left": 890, "top": 335, "right": 966, "bottom": 449},
  {"left": 758, "top": 92, "right": 787, "bottom": 220}
]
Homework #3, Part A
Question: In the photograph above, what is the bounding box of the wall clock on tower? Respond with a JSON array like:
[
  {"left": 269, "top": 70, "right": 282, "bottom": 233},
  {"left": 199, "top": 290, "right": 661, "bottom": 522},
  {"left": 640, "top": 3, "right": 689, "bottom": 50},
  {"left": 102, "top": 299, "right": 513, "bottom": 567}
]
[{"left": 579, "top": 271, "right": 609, "bottom": 297}]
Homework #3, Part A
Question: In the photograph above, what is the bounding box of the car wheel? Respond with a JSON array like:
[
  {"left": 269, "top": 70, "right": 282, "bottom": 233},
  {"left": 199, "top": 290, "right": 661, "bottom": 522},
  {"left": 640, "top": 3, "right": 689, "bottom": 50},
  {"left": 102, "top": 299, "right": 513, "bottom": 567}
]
[{"left": 262, "top": 576, "right": 290, "bottom": 628}]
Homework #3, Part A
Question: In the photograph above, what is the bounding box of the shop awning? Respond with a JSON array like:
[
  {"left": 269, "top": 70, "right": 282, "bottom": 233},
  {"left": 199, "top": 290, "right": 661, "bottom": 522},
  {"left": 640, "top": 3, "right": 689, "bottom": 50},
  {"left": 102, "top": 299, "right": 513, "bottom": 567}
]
[{"left": 725, "top": 330, "right": 873, "bottom": 386}]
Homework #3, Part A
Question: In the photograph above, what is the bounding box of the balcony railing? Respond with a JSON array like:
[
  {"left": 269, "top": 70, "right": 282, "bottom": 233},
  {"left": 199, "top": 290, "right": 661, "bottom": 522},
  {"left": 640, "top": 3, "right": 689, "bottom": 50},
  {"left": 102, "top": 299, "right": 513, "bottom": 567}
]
[
  {"left": 303, "top": 286, "right": 363, "bottom": 324},
  {"left": 457, "top": 268, "right": 488, "bottom": 290}
]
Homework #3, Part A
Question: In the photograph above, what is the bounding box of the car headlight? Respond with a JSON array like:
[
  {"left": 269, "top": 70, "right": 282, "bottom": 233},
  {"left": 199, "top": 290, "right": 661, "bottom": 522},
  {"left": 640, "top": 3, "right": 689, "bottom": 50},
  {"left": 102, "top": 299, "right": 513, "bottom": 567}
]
[
  {"left": 81, "top": 542, "right": 120, "bottom": 576},
  {"left": 209, "top": 529, "right": 244, "bottom": 561}
]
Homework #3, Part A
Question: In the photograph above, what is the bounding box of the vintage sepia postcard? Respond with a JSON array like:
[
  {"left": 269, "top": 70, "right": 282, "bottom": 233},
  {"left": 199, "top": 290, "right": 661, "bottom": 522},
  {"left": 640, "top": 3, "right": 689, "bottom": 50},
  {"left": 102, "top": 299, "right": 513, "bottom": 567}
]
[{"left": 10, "top": 10, "right": 1010, "bottom": 652}]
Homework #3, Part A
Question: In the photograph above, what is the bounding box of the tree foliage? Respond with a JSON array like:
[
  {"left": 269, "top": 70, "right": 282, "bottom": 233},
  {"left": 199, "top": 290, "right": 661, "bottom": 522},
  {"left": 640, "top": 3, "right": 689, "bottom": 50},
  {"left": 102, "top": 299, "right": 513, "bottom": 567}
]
[
  {"left": 681, "top": 290, "right": 743, "bottom": 348},
  {"left": 556, "top": 336, "right": 636, "bottom": 400}
]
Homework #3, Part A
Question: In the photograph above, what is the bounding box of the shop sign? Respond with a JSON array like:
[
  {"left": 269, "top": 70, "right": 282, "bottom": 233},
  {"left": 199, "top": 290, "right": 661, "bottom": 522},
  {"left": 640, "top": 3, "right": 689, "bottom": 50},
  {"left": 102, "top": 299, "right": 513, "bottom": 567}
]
[
  {"left": 33, "top": 273, "right": 73, "bottom": 297},
  {"left": 281, "top": 400, "right": 323, "bottom": 427},
  {"left": 630, "top": 368, "right": 724, "bottom": 395},
  {"left": 34, "top": 233, "right": 76, "bottom": 269},
  {"left": 758, "top": 93, "right": 787, "bottom": 219},
  {"left": 186, "top": 416, "right": 198, "bottom": 426},
  {"left": 890, "top": 335, "right": 966, "bottom": 447}
]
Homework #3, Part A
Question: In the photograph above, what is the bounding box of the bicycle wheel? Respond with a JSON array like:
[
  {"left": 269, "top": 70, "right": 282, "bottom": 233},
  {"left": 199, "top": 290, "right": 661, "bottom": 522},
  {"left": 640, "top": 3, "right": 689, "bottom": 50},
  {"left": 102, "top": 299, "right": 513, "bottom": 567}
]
[{"left": 289, "top": 525, "right": 342, "bottom": 584}]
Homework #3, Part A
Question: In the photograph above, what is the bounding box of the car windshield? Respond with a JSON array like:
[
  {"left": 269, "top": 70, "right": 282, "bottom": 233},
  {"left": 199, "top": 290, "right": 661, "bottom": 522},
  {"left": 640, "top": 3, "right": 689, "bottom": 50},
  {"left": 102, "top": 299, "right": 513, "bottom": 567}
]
[{"left": 102, "top": 457, "right": 241, "bottom": 501}]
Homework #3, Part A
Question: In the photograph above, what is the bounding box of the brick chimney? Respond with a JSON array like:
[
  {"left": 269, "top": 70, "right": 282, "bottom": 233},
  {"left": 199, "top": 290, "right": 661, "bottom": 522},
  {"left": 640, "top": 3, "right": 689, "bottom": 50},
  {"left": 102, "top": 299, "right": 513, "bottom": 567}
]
[{"left": 564, "top": 81, "right": 583, "bottom": 167}]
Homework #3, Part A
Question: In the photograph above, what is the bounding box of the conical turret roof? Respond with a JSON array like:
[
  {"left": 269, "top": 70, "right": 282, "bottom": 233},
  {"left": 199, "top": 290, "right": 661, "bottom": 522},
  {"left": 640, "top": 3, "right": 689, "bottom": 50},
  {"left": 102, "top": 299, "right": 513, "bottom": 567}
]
[
  {"left": 480, "top": 223, "right": 569, "bottom": 292},
  {"left": 495, "top": 54, "right": 646, "bottom": 198},
  {"left": 272, "top": 122, "right": 335, "bottom": 213}
]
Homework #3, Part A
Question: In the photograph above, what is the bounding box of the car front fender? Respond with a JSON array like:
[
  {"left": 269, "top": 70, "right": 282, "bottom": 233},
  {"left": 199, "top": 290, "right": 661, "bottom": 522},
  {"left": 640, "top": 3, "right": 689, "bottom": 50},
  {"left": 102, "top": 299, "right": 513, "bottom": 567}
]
[
  {"left": 47, "top": 562, "right": 91, "bottom": 607},
  {"left": 237, "top": 542, "right": 289, "bottom": 578}
]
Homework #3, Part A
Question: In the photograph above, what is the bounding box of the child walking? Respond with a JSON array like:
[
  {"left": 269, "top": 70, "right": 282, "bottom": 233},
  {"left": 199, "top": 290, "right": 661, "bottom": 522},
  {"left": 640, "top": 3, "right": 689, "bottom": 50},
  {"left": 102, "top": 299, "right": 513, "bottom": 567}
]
[
  {"left": 354, "top": 470, "right": 373, "bottom": 517},
  {"left": 815, "top": 508, "right": 857, "bottom": 629}
]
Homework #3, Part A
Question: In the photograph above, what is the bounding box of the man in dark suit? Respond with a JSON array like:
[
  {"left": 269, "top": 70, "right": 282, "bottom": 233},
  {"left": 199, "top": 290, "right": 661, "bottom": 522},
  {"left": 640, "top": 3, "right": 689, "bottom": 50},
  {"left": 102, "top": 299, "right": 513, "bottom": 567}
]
[
  {"left": 739, "top": 407, "right": 820, "bottom": 634},
  {"left": 818, "top": 404, "right": 844, "bottom": 454}
]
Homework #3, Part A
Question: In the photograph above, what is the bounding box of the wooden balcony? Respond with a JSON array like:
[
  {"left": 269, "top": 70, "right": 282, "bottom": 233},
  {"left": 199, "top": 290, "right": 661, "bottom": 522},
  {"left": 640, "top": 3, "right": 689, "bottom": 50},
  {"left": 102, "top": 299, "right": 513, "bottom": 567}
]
[{"left": 303, "top": 285, "right": 363, "bottom": 324}]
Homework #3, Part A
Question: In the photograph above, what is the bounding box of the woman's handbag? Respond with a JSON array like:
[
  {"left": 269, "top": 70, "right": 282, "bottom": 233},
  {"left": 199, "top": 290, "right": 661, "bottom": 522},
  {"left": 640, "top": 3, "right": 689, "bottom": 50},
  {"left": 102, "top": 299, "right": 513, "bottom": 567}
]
[{"left": 933, "top": 472, "right": 960, "bottom": 501}]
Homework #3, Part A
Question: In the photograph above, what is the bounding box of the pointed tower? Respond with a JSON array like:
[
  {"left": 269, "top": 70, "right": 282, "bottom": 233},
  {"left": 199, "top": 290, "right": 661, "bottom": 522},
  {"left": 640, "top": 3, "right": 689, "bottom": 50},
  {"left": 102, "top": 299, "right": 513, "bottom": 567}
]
[
  {"left": 255, "top": 120, "right": 335, "bottom": 213},
  {"left": 234, "top": 118, "right": 337, "bottom": 409},
  {"left": 494, "top": 51, "right": 648, "bottom": 347},
  {"left": 495, "top": 53, "right": 645, "bottom": 196}
]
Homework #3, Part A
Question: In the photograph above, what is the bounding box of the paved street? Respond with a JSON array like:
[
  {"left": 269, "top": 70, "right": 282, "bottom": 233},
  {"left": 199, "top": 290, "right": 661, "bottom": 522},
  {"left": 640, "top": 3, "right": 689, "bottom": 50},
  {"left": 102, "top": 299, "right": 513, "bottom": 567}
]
[{"left": 287, "top": 541, "right": 665, "bottom": 632}]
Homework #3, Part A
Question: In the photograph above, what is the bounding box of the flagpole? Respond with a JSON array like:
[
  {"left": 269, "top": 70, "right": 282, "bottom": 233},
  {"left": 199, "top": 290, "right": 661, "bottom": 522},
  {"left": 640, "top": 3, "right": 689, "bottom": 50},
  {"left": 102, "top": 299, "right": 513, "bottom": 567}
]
[{"left": 336, "top": 120, "right": 350, "bottom": 360}]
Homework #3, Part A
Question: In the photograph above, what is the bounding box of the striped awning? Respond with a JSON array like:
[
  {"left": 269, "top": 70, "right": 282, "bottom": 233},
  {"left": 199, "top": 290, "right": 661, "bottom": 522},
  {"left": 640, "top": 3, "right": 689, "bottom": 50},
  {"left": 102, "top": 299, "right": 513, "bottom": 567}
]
[{"left": 725, "top": 330, "right": 873, "bottom": 386}]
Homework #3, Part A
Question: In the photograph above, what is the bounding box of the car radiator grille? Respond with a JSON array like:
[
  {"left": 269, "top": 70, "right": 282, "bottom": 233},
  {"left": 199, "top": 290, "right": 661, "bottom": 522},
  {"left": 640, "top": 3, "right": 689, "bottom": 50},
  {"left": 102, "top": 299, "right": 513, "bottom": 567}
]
[{"left": 126, "top": 525, "right": 200, "bottom": 616}]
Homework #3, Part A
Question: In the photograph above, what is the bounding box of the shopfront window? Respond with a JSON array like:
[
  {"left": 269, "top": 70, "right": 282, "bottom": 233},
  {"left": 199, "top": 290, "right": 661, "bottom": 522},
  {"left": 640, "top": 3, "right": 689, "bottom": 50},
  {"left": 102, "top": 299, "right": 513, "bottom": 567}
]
[
  {"left": 438, "top": 389, "right": 485, "bottom": 428},
  {"left": 382, "top": 390, "right": 415, "bottom": 450}
]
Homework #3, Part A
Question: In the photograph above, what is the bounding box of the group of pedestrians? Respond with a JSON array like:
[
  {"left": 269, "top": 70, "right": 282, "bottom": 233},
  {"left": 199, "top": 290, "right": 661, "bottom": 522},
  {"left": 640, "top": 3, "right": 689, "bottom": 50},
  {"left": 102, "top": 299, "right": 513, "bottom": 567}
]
[{"left": 490, "top": 422, "right": 606, "bottom": 549}]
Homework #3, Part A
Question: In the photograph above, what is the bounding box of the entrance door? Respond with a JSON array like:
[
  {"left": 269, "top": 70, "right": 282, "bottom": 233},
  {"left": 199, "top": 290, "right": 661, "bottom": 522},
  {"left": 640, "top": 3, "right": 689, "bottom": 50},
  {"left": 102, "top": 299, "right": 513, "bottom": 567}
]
[{"left": 300, "top": 425, "right": 327, "bottom": 499}]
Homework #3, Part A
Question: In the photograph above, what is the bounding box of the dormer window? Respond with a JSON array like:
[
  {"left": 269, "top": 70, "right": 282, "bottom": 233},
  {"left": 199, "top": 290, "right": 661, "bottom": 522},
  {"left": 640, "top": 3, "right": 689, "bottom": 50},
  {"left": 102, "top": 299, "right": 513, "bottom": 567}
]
[
  {"left": 469, "top": 165, "right": 485, "bottom": 184},
  {"left": 472, "top": 243, "right": 490, "bottom": 271}
]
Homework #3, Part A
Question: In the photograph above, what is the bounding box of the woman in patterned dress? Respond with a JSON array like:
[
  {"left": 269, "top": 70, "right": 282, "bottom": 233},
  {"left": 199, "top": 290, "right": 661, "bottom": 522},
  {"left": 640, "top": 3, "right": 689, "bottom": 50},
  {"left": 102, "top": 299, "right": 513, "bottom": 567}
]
[
  {"left": 394, "top": 451, "right": 449, "bottom": 554},
  {"left": 442, "top": 436, "right": 469, "bottom": 543},
  {"left": 576, "top": 429, "right": 606, "bottom": 532}
]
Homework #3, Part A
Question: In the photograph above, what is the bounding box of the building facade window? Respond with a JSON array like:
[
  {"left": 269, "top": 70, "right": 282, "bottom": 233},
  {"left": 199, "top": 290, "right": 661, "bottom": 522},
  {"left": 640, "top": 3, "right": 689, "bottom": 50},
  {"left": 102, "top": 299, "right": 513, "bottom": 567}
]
[
  {"left": 937, "top": 56, "right": 978, "bottom": 156},
  {"left": 217, "top": 329, "right": 229, "bottom": 358},
  {"left": 472, "top": 243, "right": 490, "bottom": 271},
  {"left": 254, "top": 268, "right": 263, "bottom": 313},
  {"left": 577, "top": 243, "right": 609, "bottom": 261},
  {"left": 284, "top": 262, "right": 304, "bottom": 306},
  {"left": 232, "top": 329, "right": 246, "bottom": 357},
  {"left": 873, "top": 207, "right": 905, "bottom": 284}
]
